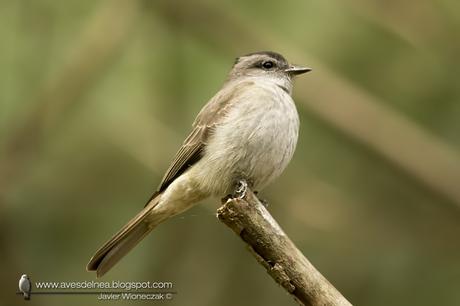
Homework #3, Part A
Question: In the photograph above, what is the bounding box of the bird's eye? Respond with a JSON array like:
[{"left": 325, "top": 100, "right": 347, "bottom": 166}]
[{"left": 262, "top": 61, "right": 275, "bottom": 70}]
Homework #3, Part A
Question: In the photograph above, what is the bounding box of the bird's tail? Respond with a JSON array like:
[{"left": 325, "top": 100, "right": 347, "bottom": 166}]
[
  {"left": 87, "top": 193, "right": 162, "bottom": 277},
  {"left": 24, "top": 293, "right": 30, "bottom": 300}
]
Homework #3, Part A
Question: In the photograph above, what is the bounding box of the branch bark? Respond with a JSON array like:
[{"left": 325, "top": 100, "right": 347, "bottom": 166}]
[{"left": 217, "top": 189, "right": 352, "bottom": 306}]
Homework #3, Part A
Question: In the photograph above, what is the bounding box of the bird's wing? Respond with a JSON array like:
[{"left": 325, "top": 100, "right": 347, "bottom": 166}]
[{"left": 156, "top": 80, "right": 253, "bottom": 193}]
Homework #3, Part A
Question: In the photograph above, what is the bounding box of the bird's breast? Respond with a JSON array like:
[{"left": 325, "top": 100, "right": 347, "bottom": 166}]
[{"left": 195, "top": 83, "right": 299, "bottom": 195}]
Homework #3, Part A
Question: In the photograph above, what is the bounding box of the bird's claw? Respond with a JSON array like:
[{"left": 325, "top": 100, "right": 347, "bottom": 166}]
[{"left": 233, "top": 179, "right": 248, "bottom": 199}]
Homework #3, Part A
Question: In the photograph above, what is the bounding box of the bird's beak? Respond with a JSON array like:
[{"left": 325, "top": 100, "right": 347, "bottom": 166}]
[{"left": 285, "top": 65, "right": 312, "bottom": 75}]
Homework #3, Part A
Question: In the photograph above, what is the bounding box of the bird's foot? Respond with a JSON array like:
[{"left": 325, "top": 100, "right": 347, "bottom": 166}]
[
  {"left": 221, "top": 180, "right": 250, "bottom": 202},
  {"left": 254, "top": 191, "right": 269, "bottom": 207},
  {"left": 233, "top": 179, "right": 248, "bottom": 199}
]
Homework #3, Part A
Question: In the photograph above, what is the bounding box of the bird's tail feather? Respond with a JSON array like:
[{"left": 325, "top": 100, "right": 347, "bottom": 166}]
[{"left": 87, "top": 193, "right": 161, "bottom": 277}]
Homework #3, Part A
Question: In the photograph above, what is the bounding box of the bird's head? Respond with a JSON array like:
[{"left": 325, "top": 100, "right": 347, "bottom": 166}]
[{"left": 229, "top": 51, "right": 311, "bottom": 83}]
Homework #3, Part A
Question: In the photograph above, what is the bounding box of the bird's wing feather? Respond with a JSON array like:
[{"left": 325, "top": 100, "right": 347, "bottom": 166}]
[
  {"left": 156, "top": 80, "right": 253, "bottom": 192},
  {"left": 157, "top": 126, "right": 205, "bottom": 192}
]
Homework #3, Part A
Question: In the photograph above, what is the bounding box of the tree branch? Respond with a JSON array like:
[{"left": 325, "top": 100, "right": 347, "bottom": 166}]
[{"left": 217, "top": 189, "right": 352, "bottom": 306}]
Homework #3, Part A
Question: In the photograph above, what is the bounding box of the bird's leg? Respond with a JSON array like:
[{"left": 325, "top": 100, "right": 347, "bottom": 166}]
[
  {"left": 254, "top": 190, "right": 269, "bottom": 207},
  {"left": 233, "top": 179, "right": 248, "bottom": 199}
]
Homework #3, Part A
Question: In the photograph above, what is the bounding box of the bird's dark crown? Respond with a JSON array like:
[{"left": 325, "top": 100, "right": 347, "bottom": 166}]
[{"left": 234, "top": 51, "right": 287, "bottom": 66}]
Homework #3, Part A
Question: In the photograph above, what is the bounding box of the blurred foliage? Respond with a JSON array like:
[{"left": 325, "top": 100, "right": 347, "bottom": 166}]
[{"left": 1, "top": 0, "right": 460, "bottom": 305}]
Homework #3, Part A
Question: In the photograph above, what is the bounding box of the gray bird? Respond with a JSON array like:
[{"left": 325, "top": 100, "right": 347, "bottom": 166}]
[
  {"left": 19, "top": 274, "right": 31, "bottom": 300},
  {"left": 87, "top": 51, "right": 311, "bottom": 277}
]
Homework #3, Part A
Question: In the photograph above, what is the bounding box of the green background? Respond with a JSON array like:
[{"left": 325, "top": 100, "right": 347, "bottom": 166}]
[{"left": 1, "top": 0, "right": 460, "bottom": 305}]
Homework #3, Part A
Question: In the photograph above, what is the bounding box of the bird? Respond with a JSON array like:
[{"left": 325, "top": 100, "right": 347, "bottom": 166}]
[
  {"left": 19, "top": 274, "right": 31, "bottom": 300},
  {"left": 87, "top": 51, "right": 311, "bottom": 277}
]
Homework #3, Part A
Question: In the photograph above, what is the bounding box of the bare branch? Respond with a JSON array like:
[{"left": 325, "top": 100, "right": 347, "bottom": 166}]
[{"left": 217, "top": 189, "right": 352, "bottom": 306}]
